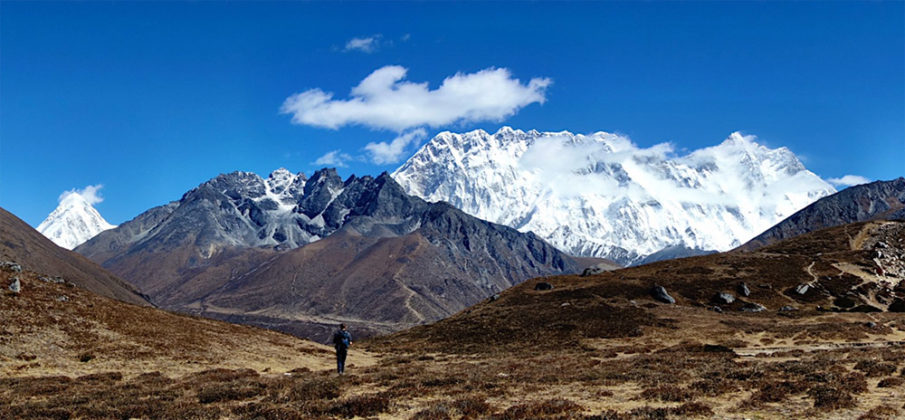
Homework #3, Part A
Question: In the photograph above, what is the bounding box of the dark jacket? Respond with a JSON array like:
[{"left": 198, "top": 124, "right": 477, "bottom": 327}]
[{"left": 332, "top": 330, "right": 351, "bottom": 350}]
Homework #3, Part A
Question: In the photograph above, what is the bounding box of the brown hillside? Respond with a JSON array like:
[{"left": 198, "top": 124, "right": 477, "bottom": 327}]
[{"left": 0, "top": 207, "right": 148, "bottom": 306}]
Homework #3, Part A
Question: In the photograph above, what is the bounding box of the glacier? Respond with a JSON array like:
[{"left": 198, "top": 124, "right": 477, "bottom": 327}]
[{"left": 392, "top": 127, "right": 836, "bottom": 265}]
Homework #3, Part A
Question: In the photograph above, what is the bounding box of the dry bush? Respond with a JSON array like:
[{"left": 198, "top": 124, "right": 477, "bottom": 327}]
[
  {"left": 640, "top": 385, "right": 696, "bottom": 402},
  {"left": 808, "top": 385, "right": 856, "bottom": 410},
  {"left": 858, "top": 404, "right": 900, "bottom": 420},
  {"left": 747, "top": 380, "right": 808, "bottom": 405},
  {"left": 452, "top": 396, "right": 493, "bottom": 417},
  {"left": 877, "top": 377, "right": 904, "bottom": 388},
  {"left": 853, "top": 360, "right": 898, "bottom": 377},
  {"left": 410, "top": 404, "right": 453, "bottom": 420},
  {"left": 493, "top": 399, "right": 584, "bottom": 420},
  {"left": 327, "top": 393, "right": 390, "bottom": 418}
]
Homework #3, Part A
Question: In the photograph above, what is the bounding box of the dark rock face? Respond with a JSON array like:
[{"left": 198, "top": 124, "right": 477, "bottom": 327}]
[
  {"left": 651, "top": 285, "right": 675, "bottom": 304},
  {"left": 889, "top": 299, "right": 905, "bottom": 313},
  {"left": 737, "top": 283, "right": 751, "bottom": 297},
  {"left": 534, "top": 282, "right": 554, "bottom": 291},
  {"left": 76, "top": 168, "right": 580, "bottom": 339},
  {"left": 741, "top": 178, "right": 905, "bottom": 250}
]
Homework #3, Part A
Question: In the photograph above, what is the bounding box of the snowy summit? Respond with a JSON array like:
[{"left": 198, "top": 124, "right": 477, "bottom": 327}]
[
  {"left": 37, "top": 186, "right": 116, "bottom": 250},
  {"left": 393, "top": 127, "right": 837, "bottom": 265}
]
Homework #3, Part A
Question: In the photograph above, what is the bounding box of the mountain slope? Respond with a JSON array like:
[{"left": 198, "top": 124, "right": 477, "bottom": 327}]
[
  {"left": 0, "top": 207, "right": 148, "bottom": 306},
  {"left": 740, "top": 177, "right": 905, "bottom": 250},
  {"left": 378, "top": 220, "right": 905, "bottom": 354},
  {"left": 77, "top": 169, "right": 578, "bottom": 340},
  {"left": 36, "top": 191, "right": 116, "bottom": 249},
  {"left": 392, "top": 127, "right": 835, "bottom": 265}
]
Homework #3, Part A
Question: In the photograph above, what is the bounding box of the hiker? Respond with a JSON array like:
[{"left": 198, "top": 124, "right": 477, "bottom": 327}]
[{"left": 331, "top": 323, "right": 352, "bottom": 374}]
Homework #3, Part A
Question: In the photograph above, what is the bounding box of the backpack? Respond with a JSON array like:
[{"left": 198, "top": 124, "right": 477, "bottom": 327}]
[{"left": 332, "top": 330, "right": 349, "bottom": 348}]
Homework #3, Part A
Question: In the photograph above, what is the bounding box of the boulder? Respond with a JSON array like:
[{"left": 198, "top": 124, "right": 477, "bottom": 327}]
[
  {"left": 713, "top": 292, "right": 736, "bottom": 305},
  {"left": 737, "top": 283, "right": 751, "bottom": 297},
  {"left": 1, "top": 261, "right": 22, "bottom": 273},
  {"left": 887, "top": 299, "right": 905, "bottom": 312},
  {"left": 795, "top": 284, "right": 810, "bottom": 295},
  {"left": 488, "top": 294, "right": 500, "bottom": 302},
  {"left": 9, "top": 277, "right": 21, "bottom": 294},
  {"left": 534, "top": 282, "right": 554, "bottom": 291},
  {"left": 651, "top": 285, "right": 675, "bottom": 304},
  {"left": 850, "top": 304, "right": 882, "bottom": 313},
  {"left": 740, "top": 302, "right": 766, "bottom": 312},
  {"left": 833, "top": 296, "right": 857, "bottom": 309}
]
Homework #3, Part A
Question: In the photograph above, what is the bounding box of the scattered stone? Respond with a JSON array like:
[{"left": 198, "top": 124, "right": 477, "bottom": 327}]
[
  {"left": 779, "top": 306, "right": 798, "bottom": 312},
  {"left": 737, "top": 283, "right": 751, "bottom": 297},
  {"left": 740, "top": 302, "right": 766, "bottom": 312},
  {"left": 865, "top": 322, "right": 878, "bottom": 328},
  {"left": 850, "top": 304, "right": 882, "bottom": 313},
  {"left": 650, "top": 285, "right": 675, "bottom": 304},
  {"left": 56, "top": 295, "right": 69, "bottom": 302},
  {"left": 757, "top": 283, "right": 773, "bottom": 290},
  {"left": 707, "top": 306, "right": 723, "bottom": 313},
  {"left": 712, "top": 292, "right": 736, "bottom": 305},
  {"left": 534, "top": 282, "right": 554, "bottom": 291},
  {"left": 561, "top": 302, "right": 571, "bottom": 307},
  {"left": 833, "top": 296, "right": 857, "bottom": 309},
  {"left": 1, "top": 261, "right": 22, "bottom": 273},
  {"left": 488, "top": 293, "right": 500, "bottom": 302},
  {"left": 40, "top": 276, "right": 65, "bottom": 284},
  {"left": 9, "top": 277, "right": 21, "bottom": 294},
  {"left": 887, "top": 299, "right": 905, "bottom": 313},
  {"left": 795, "top": 284, "right": 810, "bottom": 295},
  {"left": 877, "top": 241, "right": 889, "bottom": 249}
]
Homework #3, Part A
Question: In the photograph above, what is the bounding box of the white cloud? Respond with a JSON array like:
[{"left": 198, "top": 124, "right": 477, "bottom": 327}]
[
  {"left": 59, "top": 184, "right": 105, "bottom": 205},
  {"left": 344, "top": 35, "right": 381, "bottom": 53},
  {"left": 281, "top": 66, "right": 551, "bottom": 132},
  {"left": 313, "top": 150, "right": 353, "bottom": 167},
  {"left": 827, "top": 174, "right": 871, "bottom": 187},
  {"left": 365, "top": 128, "right": 427, "bottom": 165}
]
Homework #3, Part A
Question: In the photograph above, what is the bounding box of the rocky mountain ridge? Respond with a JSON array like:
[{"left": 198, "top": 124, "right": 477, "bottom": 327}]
[{"left": 76, "top": 168, "right": 578, "bottom": 340}]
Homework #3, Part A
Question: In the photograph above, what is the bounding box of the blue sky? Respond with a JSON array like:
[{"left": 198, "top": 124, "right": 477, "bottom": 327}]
[{"left": 1, "top": 1, "right": 903, "bottom": 226}]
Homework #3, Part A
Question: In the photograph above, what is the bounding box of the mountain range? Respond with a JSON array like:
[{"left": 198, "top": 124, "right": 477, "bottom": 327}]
[
  {"left": 75, "top": 169, "right": 579, "bottom": 340},
  {"left": 393, "top": 127, "right": 836, "bottom": 265}
]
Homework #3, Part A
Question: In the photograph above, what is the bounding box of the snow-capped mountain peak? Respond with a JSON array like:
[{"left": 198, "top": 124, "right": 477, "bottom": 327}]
[
  {"left": 393, "top": 127, "right": 836, "bottom": 265},
  {"left": 37, "top": 188, "right": 116, "bottom": 250}
]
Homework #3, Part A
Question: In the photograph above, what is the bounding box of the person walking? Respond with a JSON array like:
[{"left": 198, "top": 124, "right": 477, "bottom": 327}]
[{"left": 331, "top": 323, "right": 352, "bottom": 374}]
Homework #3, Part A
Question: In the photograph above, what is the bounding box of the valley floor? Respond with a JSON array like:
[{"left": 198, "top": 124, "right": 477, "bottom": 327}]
[{"left": 3, "top": 306, "right": 905, "bottom": 419}]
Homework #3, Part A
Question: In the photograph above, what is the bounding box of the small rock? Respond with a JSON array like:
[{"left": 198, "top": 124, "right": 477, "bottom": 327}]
[
  {"left": 877, "top": 241, "right": 889, "bottom": 249},
  {"left": 795, "top": 284, "right": 810, "bottom": 295},
  {"left": 40, "top": 276, "right": 65, "bottom": 284},
  {"left": 56, "top": 295, "right": 69, "bottom": 302},
  {"left": 850, "top": 304, "right": 882, "bottom": 313},
  {"left": 9, "top": 277, "right": 21, "bottom": 294},
  {"left": 713, "top": 292, "right": 736, "bottom": 304},
  {"left": 650, "top": 285, "right": 675, "bottom": 304},
  {"left": 737, "top": 283, "right": 751, "bottom": 297},
  {"left": 865, "top": 321, "right": 878, "bottom": 328},
  {"left": 1, "top": 261, "right": 22, "bottom": 273},
  {"left": 887, "top": 299, "right": 905, "bottom": 312},
  {"left": 740, "top": 302, "right": 766, "bottom": 312},
  {"left": 534, "top": 282, "right": 554, "bottom": 291},
  {"left": 708, "top": 306, "right": 723, "bottom": 313},
  {"left": 488, "top": 294, "right": 500, "bottom": 302},
  {"left": 779, "top": 306, "right": 798, "bottom": 312},
  {"left": 561, "top": 302, "right": 571, "bottom": 307}
]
